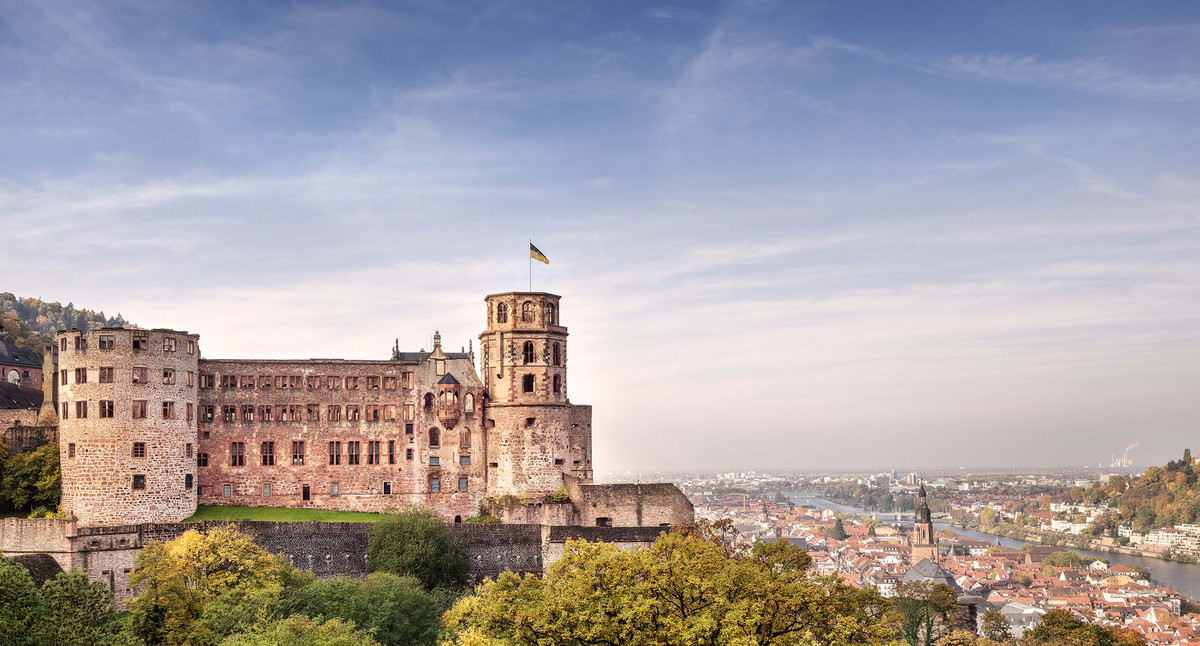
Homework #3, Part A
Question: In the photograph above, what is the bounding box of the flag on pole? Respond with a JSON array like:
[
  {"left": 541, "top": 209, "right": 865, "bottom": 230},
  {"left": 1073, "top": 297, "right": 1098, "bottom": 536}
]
[{"left": 529, "top": 242, "right": 549, "bottom": 264}]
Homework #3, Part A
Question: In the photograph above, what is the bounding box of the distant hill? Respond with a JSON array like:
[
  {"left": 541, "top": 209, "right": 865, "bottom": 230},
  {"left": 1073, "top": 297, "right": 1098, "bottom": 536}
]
[
  {"left": 0, "top": 293, "right": 130, "bottom": 365},
  {"left": 1064, "top": 449, "right": 1200, "bottom": 533}
]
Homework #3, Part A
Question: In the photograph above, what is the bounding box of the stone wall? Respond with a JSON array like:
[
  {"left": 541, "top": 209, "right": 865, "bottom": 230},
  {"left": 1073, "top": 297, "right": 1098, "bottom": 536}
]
[
  {"left": 1, "top": 424, "right": 57, "bottom": 453},
  {"left": 565, "top": 476, "right": 695, "bottom": 527},
  {"left": 0, "top": 517, "right": 75, "bottom": 572}
]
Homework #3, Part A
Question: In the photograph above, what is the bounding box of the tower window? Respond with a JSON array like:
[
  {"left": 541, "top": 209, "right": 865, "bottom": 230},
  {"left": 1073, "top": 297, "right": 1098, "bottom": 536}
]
[
  {"left": 429, "top": 428, "right": 440, "bottom": 448},
  {"left": 521, "top": 301, "right": 533, "bottom": 322},
  {"left": 496, "top": 302, "right": 508, "bottom": 323},
  {"left": 185, "top": 474, "right": 193, "bottom": 490},
  {"left": 132, "top": 475, "right": 146, "bottom": 491},
  {"left": 553, "top": 374, "right": 561, "bottom": 394},
  {"left": 100, "top": 400, "right": 113, "bottom": 418},
  {"left": 424, "top": 393, "right": 434, "bottom": 411},
  {"left": 522, "top": 374, "right": 534, "bottom": 393},
  {"left": 553, "top": 342, "right": 560, "bottom": 366},
  {"left": 523, "top": 341, "right": 534, "bottom": 364},
  {"left": 525, "top": 417, "right": 535, "bottom": 428},
  {"left": 546, "top": 302, "right": 557, "bottom": 326},
  {"left": 132, "top": 442, "right": 146, "bottom": 458}
]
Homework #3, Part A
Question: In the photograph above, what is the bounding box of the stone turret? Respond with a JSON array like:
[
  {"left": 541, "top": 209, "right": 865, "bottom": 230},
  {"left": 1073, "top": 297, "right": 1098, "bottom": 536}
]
[{"left": 36, "top": 343, "right": 59, "bottom": 426}]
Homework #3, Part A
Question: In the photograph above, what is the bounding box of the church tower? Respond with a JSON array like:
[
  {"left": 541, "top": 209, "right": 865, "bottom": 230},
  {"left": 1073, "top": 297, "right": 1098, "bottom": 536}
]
[
  {"left": 478, "top": 292, "right": 592, "bottom": 498},
  {"left": 910, "top": 483, "right": 938, "bottom": 564}
]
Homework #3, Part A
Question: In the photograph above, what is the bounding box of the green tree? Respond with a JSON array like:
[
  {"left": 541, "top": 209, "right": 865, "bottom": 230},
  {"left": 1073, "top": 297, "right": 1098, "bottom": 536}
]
[
  {"left": 979, "top": 508, "right": 998, "bottom": 530},
  {"left": 219, "top": 615, "right": 382, "bottom": 646},
  {"left": 279, "top": 573, "right": 446, "bottom": 646},
  {"left": 826, "top": 518, "right": 848, "bottom": 540},
  {"left": 892, "top": 581, "right": 959, "bottom": 646},
  {"left": 981, "top": 611, "right": 1013, "bottom": 643},
  {"left": 367, "top": 505, "right": 468, "bottom": 590},
  {"left": 40, "top": 572, "right": 130, "bottom": 646},
  {"left": 1022, "top": 608, "right": 1145, "bottom": 646},
  {"left": 0, "top": 442, "right": 61, "bottom": 512},
  {"left": 0, "top": 558, "right": 46, "bottom": 646},
  {"left": 443, "top": 531, "right": 892, "bottom": 646}
]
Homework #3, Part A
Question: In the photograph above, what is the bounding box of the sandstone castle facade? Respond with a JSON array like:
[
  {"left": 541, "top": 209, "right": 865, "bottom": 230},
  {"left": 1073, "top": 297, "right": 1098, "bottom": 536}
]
[{"left": 47, "top": 290, "right": 693, "bottom": 528}]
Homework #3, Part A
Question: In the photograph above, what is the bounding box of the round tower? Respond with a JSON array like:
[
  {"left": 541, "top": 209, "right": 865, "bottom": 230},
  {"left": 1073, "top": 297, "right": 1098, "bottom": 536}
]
[
  {"left": 57, "top": 327, "right": 200, "bottom": 526},
  {"left": 478, "top": 292, "right": 577, "bottom": 497}
]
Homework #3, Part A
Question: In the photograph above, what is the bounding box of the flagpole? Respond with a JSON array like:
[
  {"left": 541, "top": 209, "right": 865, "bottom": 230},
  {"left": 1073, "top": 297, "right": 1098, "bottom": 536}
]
[{"left": 529, "top": 239, "right": 532, "bottom": 291}]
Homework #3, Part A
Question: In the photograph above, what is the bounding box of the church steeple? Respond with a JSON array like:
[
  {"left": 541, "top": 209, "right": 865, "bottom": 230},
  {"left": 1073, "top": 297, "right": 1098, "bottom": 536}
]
[{"left": 910, "top": 481, "right": 938, "bottom": 564}]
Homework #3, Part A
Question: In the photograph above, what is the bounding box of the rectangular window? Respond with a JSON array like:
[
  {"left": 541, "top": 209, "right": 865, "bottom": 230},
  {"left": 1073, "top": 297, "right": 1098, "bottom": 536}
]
[
  {"left": 162, "top": 368, "right": 175, "bottom": 385},
  {"left": 200, "top": 405, "right": 214, "bottom": 422},
  {"left": 163, "top": 337, "right": 176, "bottom": 352},
  {"left": 383, "top": 481, "right": 391, "bottom": 495},
  {"left": 259, "top": 405, "right": 272, "bottom": 422},
  {"left": 68, "top": 443, "right": 76, "bottom": 458},
  {"left": 74, "top": 335, "right": 86, "bottom": 350},
  {"left": 263, "top": 483, "right": 271, "bottom": 497},
  {"left": 223, "top": 484, "right": 231, "bottom": 498},
  {"left": 327, "top": 405, "right": 341, "bottom": 421},
  {"left": 132, "top": 442, "right": 146, "bottom": 458},
  {"left": 133, "top": 367, "right": 148, "bottom": 384},
  {"left": 430, "top": 478, "right": 440, "bottom": 492},
  {"left": 345, "top": 376, "right": 359, "bottom": 390},
  {"left": 60, "top": 338, "right": 66, "bottom": 352},
  {"left": 330, "top": 481, "right": 340, "bottom": 496},
  {"left": 307, "top": 375, "right": 321, "bottom": 389},
  {"left": 367, "top": 376, "right": 379, "bottom": 390},
  {"left": 366, "top": 405, "right": 380, "bottom": 421},
  {"left": 388, "top": 441, "right": 396, "bottom": 464},
  {"left": 62, "top": 402, "right": 69, "bottom": 419},
  {"left": 60, "top": 369, "right": 67, "bottom": 385},
  {"left": 367, "top": 441, "right": 380, "bottom": 465},
  {"left": 276, "top": 405, "right": 287, "bottom": 422},
  {"left": 522, "top": 374, "right": 534, "bottom": 393},
  {"left": 289, "top": 375, "right": 301, "bottom": 389},
  {"left": 186, "top": 443, "right": 193, "bottom": 458},
  {"left": 230, "top": 442, "right": 245, "bottom": 466},
  {"left": 347, "top": 405, "right": 360, "bottom": 421},
  {"left": 187, "top": 340, "right": 195, "bottom": 354},
  {"left": 405, "top": 423, "right": 414, "bottom": 435},
  {"left": 261, "top": 441, "right": 275, "bottom": 466},
  {"left": 221, "top": 375, "right": 235, "bottom": 389},
  {"left": 75, "top": 367, "right": 87, "bottom": 383},
  {"left": 275, "top": 375, "right": 287, "bottom": 389},
  {"left": 458, "top": 477, "right": 468, "bottom": 492},
  {"left": 329, "top": 441, "right": 341, "bottom": 465},
  {"left": 288, "top": 405, "right": 301, "bottom": 422},
  {"left": 307, "top": 404, "right": 319, "bottom": 421},
  {"left": 76, "top": 401, "right": 88, "bottom": 418},
  {"left": 460, "top": 429, "right": 470, "bottom": 448},
  {"left": 347, "top": 441, "right": 361, "bottom": 465},
  {"left": 186, "top": 402, "right": 194, "bottom": 421},
  {"left": 198, "top": 453, "right": 209, "bottom": 467},
  {"left": 406, "top": 448, "right": 413, "bottom": 461},
  {"left": 292, "top": 441, "right": 305, "bottom": 466},
  {"left": 132, "top": 400, "right": 148, "bottom": 419},
  {"left": 383, "top": 376, "right": 397, "bottom": 390},
  {"left": 402, "top": 372, "right": 414, "bottom": 389},
  {"left": 133, "top": 475, "right": 146, "bottom": 491},
  {"left": 185, "top": 474, "right": 193, "bottom": 490},
  {"left": 200, "top": 374, "right": 214, "bottom": 389},
  {"left": 429, "top": 456, "right": 440, "bottom": 466},
  {"left": 100, "top": 400, "right": 113, "bottom": 418},
  {"left": 241, "top": 375, "right": 255, "bottom": 389},
  {"left": 162, "top": 401, "right": 175, "bottom": 419},
  {"left": 222, "top": 405, "right": 236, "bottom": 422},
  {"left": 99, "top": 367, "right": 114, "bottom": 383},
  {"left": 242, "top": 405, "right": 255, "bottom": 422},
  {"left": 326, "top": 375, "right": 341, "bottom": 389},
  {"left": 404, "top": 404, "right": 415, "bottom": 422},
  {"left": 99, "top": 334, "right": 114, "bottom": 350},
  {"left": 186, "top": 371, "right": 194, "bottom": 387},
  {"left": 383, "top": 405, "right": 396, "bottom": 421},
  {"left": 460, "top": 455, "right": 471, "bottom": 466},
  {"left": 133, "top": 331, "right": 148, "bottom": 349}
]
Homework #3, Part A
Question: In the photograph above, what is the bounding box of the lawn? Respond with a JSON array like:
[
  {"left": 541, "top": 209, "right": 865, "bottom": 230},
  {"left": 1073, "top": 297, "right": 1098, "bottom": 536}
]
[{"left": 183, "top": 505, "right": 385, "bottom": 523}]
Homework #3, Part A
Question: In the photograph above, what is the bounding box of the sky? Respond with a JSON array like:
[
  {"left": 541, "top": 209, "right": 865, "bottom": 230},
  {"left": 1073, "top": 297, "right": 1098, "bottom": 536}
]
[{"left": 3, "top": 1, "right": 1200, "bottom": 472}]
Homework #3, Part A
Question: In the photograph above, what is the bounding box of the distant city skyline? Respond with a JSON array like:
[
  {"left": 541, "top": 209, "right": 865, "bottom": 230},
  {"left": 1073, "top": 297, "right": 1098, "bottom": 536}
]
[{"left": 4, "top": 2, "right": 1199, "bottom": 471}]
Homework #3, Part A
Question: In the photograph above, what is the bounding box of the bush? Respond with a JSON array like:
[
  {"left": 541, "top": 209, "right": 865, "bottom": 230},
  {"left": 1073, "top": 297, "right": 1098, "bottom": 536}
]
[
  {"left": 367, "top": 505, "right": 468, "bottom": 590},
  {"left": 542, "top": 488, "right": 571, "bottom": 504}
]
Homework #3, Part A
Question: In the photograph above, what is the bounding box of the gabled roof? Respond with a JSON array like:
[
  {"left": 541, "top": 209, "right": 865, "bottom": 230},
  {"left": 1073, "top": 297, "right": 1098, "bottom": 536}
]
[
  {"left": 438, "top": 373, "right": 460, "bottom": 385},
  {"left": 904, "top": 558, "right": 961, "bottom": 592},
  {"left": 0, "top": 381, "right": 43, "bottom": 410},
  {"left": 0, "top": 340, "right": 38, "bottom": 368}
]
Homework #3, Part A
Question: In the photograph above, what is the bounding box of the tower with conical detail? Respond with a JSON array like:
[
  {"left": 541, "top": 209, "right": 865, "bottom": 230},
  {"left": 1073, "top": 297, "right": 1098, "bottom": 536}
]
[
  {"left": 911, "top": 483, "right": 938, "bottom": 564},
  {"left": 478, "top": 292, "right": 592, "bottom": 498}
]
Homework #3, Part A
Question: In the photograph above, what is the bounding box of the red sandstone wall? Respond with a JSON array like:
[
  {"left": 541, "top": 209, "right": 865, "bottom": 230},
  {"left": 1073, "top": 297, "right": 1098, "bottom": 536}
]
[{"left": 57, "top": 328, "right": 200, "bottom": 526}]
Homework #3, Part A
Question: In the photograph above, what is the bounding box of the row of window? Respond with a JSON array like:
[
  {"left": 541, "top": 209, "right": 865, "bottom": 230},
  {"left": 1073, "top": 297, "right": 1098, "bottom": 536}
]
[
  {"left": 124, "top": 475, "right": 468, "bottom": 495},
  {"left": 62, "top": 367, "right": 194, "bottom": 386},
  {"left": 494, "top": 301, "right": 557, "bottom": 325},
  {"left": 519, "top": 341, "right": 563, "bottom": 366},
  {"left": 63, "top": 333, "right": 194, "bottom": 354},
  {"left": 518, "top": 373, "right": 562, "bottom": 394},
  {"left": 67, "top": 441, "right": 195, "bottom": 460},
  {"left": 216, "top": 438, "right": 472, "bottom": 467},
  {"left": 204, "top": 374, "right": 413, "bottom": 391},
  {"left": 61, "top": 400, "right": 193, "bottom": 420}
]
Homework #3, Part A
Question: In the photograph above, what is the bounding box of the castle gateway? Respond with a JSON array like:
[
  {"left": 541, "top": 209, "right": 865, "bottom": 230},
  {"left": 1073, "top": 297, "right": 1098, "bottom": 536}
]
[{"left": 50, "top": 291, "right": 693, "bottom": 528}]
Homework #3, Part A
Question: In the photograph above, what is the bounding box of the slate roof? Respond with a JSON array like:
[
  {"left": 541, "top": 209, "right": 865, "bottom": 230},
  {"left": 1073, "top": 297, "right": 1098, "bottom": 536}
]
[
  {"left": 904, "top": 558, "right": 962, "bottom": 591},
  {"left": 0, "top": 340, "right": 38, "bottom": 368},
  {"left": 438, "top": 373, "right": 460, "bottom": 385},
  {"left": 0, "top": 381, "right": 43, "bottom": 410}
]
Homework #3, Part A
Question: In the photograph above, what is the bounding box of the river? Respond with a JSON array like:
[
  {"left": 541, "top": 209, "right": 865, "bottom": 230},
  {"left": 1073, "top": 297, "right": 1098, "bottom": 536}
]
[{"left": 788, "top": 494, "right": 1200, "bottom": 601}]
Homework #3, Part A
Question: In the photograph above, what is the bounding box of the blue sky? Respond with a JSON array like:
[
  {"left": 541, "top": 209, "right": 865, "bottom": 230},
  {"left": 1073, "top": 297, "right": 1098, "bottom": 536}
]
[{"left": 4, "top": 1, "right": 1199, "bottom": 471}]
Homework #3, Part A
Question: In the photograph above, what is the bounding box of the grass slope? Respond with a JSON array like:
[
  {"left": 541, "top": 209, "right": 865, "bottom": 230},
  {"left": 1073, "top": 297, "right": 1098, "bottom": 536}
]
[{"left": 183, "top": 505, "right": 384, "bottom": 523}]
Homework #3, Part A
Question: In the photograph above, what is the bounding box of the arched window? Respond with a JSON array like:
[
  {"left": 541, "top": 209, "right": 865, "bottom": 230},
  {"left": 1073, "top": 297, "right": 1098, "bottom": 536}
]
[
  {"left": 552, "top": 342, "right": 560, "bottom": 366},
  {"left": 521, "top": 301, "right": 533, "bottom": 322},
  {"left": 546, "top": 302, "right": 557, "bottom": 325},
  {"left": 522, "top": 374, "right": 534, "bottom": 393},
  {"left": 441, "top": 391, "right": 457, "bottom": 407},
  {"left": 460, "top": 427, "right": 471, "bottom": 448},
  {"left": 424, "top": 393, "right": 434, "bottom": 412},
  {"left": 496, "top": 302, "right": 508, "bottom": 324},
  {"left": 428, "top": 428, "right": 440, "bottom": 447},
  {"left": 553, "top": 374, "right": 561, "bottom": 394},
  {"left": 523, "top": 341, "right": 534, "bottom": 364}
]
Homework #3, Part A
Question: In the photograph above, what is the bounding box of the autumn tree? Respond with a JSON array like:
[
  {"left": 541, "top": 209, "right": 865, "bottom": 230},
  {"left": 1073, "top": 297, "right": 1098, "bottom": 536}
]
[
  {"left": 1022, "top": 608, "right": 1145, "bottom": 646},
  {"left": 443, "top": 531, "right": 892, "bottom": 646},
  {"left": 219, "top": 615, "right": 383, "bottom": 646},
  {"left": 0, "top": 442, "right": 61, "bottom": 512},
  {"left": 892, "top": 581, "right": 960, "bottom": 646},
  {"left": 981, "top": 611, "right": 1013, "bottom": 643}
]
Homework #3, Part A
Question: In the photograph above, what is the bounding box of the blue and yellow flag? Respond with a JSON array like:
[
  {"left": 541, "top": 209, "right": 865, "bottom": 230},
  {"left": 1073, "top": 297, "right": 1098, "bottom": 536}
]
[{"left": 530, "top": 242, "right": 549, "bottom": 264}]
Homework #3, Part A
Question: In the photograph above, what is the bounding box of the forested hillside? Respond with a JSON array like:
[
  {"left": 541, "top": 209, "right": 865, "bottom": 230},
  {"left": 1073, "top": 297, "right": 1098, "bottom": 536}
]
[
  {"left": 1066, "top": 449, "right": 1200, "bottom": 532},
  {"left": 0, "top": 293, "right": 129, "bottom": 365}
]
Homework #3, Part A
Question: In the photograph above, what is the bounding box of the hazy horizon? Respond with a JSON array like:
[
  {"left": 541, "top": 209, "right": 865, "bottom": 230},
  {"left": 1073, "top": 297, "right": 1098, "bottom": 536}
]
[{"left": 4, "top": 1, "right": 1199, "bottom": 472}]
